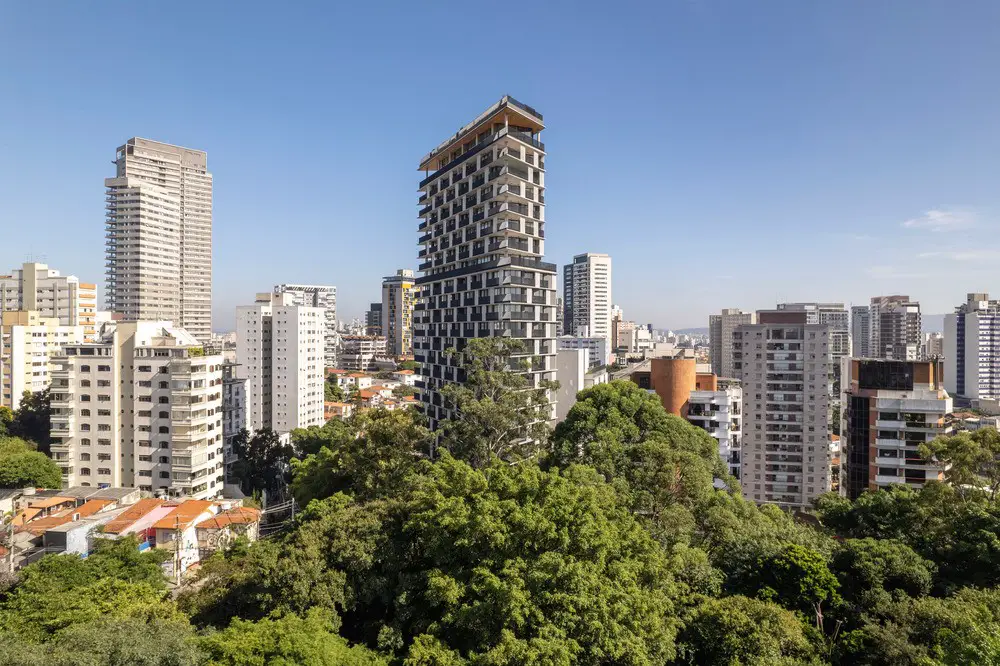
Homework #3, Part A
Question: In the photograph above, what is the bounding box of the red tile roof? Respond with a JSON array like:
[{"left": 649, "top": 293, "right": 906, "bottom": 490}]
[
  {"left": 394, "top": 369, "right": 415, "bottom": 375},
  {"left": 195, "top": 507, "right": 261, "bottom": 530},
  {"left": 103, "top": 498, "right": 165, "bottom": 534},
  {"left": 74, "top": 499, "right": 114, "bottom": 518},
  {"left": 153, "top": 500, "right": 215, "bottom": 530}
]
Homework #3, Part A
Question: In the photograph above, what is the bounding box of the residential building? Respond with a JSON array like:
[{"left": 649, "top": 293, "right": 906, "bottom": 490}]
[
  {"left": 554, "top": 348, "right": 609, "bottom": 423},
  {"left": 776, "top": 302, "right": 849, "bottom": 392},
  {"left": 557, "top": 335, "right": 609, "bottom": 368},
  {"left": 105, "top": 138, "right": 213, "bottom": 341},
  {"left": 221, "top": 361, "right": 247, "bottom": 481},
  {"left": 392, "top": 369, "right": 418, "bottom": 386},
  {"left": 0, "top": 262, "right": 97, "bottom": 340},
  {"left": 236, "top": 292, "right": 324, "bottom": 435},
  {"left": 734, "top": 309, "right": 832, "bottom": 509},
  {"left": 613, "top": 319, "right": 637, "bottom": 353},
  {"left": 48, "top": 321, "right": 225, "bottom": 500},
  {"left": 271, "top": 284, "right": 338, "bottom": 367},
  {"left": 414, "top": 95, "right": 557, "bottom": 431},
  {"left": 945, "top": 293, "right": 1000, "bottom": 400},
  {"left": 340, "top": 335, "right": 388, "bottom": 372},
  {"left": 870, "top": 295, "right": 921, "bottom": 360},
  {"left": 841, "top": 358, "right": 951, "bottom": 499},
  {"left": 381, "top": 269, "right": 416, "bottom": 357},
  {"left": 1, "top": 311, "right": 85, "bottom": 410},
  {"left": 629, "top": 357, "right": 742, "bottom": 480},
  {"left": 324, "top": 401, "right": 354, "bottom": 421},
  {"left": 562, "top": 253, "right": 612, "bottom": 342},
  {"left": 709, "top": 308, "right": 754, "bottom": 378},
  {"left": 851, "top": 305, "right": 871, "bottom": 358},
  {"left": 365, "top": 303, "right": 383, "bottom": 336},
  {"left": 922, "top": 332, "right": 944, "bottom": 359}
]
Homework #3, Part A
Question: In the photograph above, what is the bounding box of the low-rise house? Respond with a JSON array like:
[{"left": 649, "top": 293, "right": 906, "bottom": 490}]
[
  {"left": 195, "top": 506, "right": 261, "bottom": 556},
  {"left": 392, "top": 369, "right": 418, "bottom": 386},
  {"left": 345, "top": 373, "right": 374, "bottom": 390},
  {"left": 367, "top": 384, "right": 396, "bottom": 399},
  {"left": 324, "top": 401, "right": 355, "bottom": 421},
  {"left": 153, "top": 500, "right": 218, "bottom": 577}
]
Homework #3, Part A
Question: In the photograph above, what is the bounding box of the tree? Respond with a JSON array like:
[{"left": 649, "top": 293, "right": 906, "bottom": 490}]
[
  {"left": 439, "top": 338, "right": 557, "bottom": 467},
  {"left": 830, "top": 538, "right": 934, "bottom": 616},
  {"left": 230, "top": 428, "right": 295, "bottom": 498},
  {"left": 921, "top": 428, "right": 1000, "bottom": 501},
  {"left": 392, "top": 384, "right": 417, "bottom": 398},
  {"left": 397, "top": 360, "right": 419, "bottom": 372},
  {"left": 8, "top": 389, "right": 53, "bottom": 454},
  {"left": 674, "top": 595, "right": 820, "bottom": 666},
  {"left": 291, "top": 418, "right": 354, "bottom": 458},
  {"left": 325, "top": 379, "right": 345, "bottom": 403},
  {"left": 0, "top": 436, "right": 62, "bottom": 488},
  {"left": 291, "top": 408, "right": 432, "bottom": 506},
  {"left": 0, "top": 618, "right": 205, "bottom": 666},
  {"left": 199, "top": 609, "right": 386, "bottom": 666},
  {"left": 0, "top": 406, "right": 13, "bottom": 436}
]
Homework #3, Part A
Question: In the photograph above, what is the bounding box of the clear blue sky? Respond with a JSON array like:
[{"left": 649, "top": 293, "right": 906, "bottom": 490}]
[{"left": 2, "top": 1, "right": 998, "bottom": 330}]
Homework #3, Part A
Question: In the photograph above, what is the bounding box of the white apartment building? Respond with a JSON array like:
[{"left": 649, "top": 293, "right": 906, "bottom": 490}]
[
  {"left": 236, "top": 292, "right": 324, "bottom": 435},
  {"left": 0, "top": 262, "right": 97, "bottom": 340},
  {"left": 945, "top": 292, "right": 1000, "bottom": 400},
  {"left": 562, "top": 253, "right": 612, "bottom": 342},
  {"left": 687, "top": 378, "right": 743, "bottom": 480},
  {"left": 1, "top": 311, "right": 85, "bottom": 410},
  {"left": 106, "top": 138, "right": 213, "bottom": 341},
  {"left": 48, "top": 321, "right": 225, "bottom": 500},
  {"left": 414, "top": 96, "right": 557, "bottom": 431},
  {"left": 735, "top": 310, "right": 832, "bottom": 509},
  {"left": 870, "top": 295, "right": 922, "bottom": 361},
  {"left": 709, "top": 308, "right": 754, "bottom": 379},
  {"left": 851, "top": 305, "right": 871, "bottom": 359},
  {"left": 557, "top": 335, "right": 609, "bottom": 368},
  {"left": 221, "top": 361, "right": 248, "bottom": 481},
  {"left": 272, "top": 284, "right": 338, "bottom": 368},
  {"left": 381, "top": 270, "right": 416, "bottom": 357},
  {"left": 340, "top": 335, "right": 388, "bottom": 372},
  {"left": 554, "top": 347, "right": 609, "bottom": 423}
]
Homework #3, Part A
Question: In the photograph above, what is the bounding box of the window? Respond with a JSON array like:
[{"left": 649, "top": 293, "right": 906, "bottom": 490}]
[
  {"left": 80, "top": 409, "right": 91, "bottom": 417},
  {"left": 138, "top": 455, "right": 151, "bottom": 462},
  {"left": 80, "top": 438, "right": 91, "bottom": 446},
  {"left": 81, "top": 380, "right": 91, "bottom": 387},
  {"left": 159, "top": 382, "right": 168, "bottom": 389},
  {"left": 81, "top": 395, "right": 91, "bottom": 402},
  {"left": 158, "top": 426, "right": 169, "bottom": 434},
  {"left": 98, "top": 365, "right": 110, "bottom": 372},
  {"left": 81, "top": 365, "right": 90, "bottom": 372},
  {"left": 97, "top": 453, "right": 111, "bottom": 461},
  {"left": 139, "top": 470, "right": 152, "bottom": 477},
  {"left": 138, "top": 365, "right": 151, "bottom": 372},
  {"left": 98, "top": 409, "right": 111, "bottom": 417},
  {"left": 80, "top": 453, "right": 91, "bottom": 461},
  {"left": 80, "top": 467, "right": 91, "bottom": 475},
  {"left": 97, "top": 380, "right": 111, "bottom": 387},
  {"left": 80, "top": 424, "right": 91, "bottom": 431},
  {"left": 97, "top": 468, "right": 111, "bottom": 475},
  {"left": 98, "top": 395, "right": 110, "bottom": 402},
  {"left": 159, "top": 411, "right": 169, "bottom": 419},
  {"left": 98, "top": 424, "right": 111, "bottom": 432},
  {"left": 159, "top": 397, "right": 169, "bottom": 404},
  {"left": 98, "top": 439, "right": 111, "bottom": 446},
  {"left": 159, "top": 471, "right": 170, "bottom": 479},
  {"left": 159, "top": 456, "right": 169, "bottom": 463}
]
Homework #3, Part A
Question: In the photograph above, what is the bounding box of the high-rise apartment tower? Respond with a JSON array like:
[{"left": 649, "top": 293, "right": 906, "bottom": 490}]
[
  {"left": 105, "top": 138, "right": 213, "bottom": 341},
  {"left": 870, "top": 295, "right": 921, "bottom": 360},
  {"left": 562, "top": 253, "right": 612, "bottom": 340},
  {"left": 1, "top": 262, "right": 97, "bottom": 340},
  {"left": 851, "top": 305, "right": 871, "bottom": 358},
  {"left": 945, "top": 293, "right": 1000, "bottom": 400},
  {"left": 709, "top": 308, "right": 754, "bottom": 378},
  {"left": 271, "top": 284, "right": 338, "bottom": 367},
  {"left": 381, "top": 270, "right": 416, "bottom": 357},
  {"left": 414, "top": 96, "right": 557, "bottom": 430}
]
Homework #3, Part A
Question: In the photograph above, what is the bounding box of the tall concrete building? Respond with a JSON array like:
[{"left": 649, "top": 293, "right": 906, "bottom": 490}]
[
  {"left": 945, "top": 293, "right": 1000, "bottom": 400},
  {"left": 1, "top": 262, "right": 97, "bottom": 340},
  {"left": 105, "top": 138, "right": 213, "bottom": 341},
  {"left": 562, "top": 253, "right": 612, "bottom": 341},
  {"left": 221, "top": 361, "right": 248, "bottom": 482},
  {"left": 365, "top": 303, "right": 383, "bottom": 337},
  {"left": 734, "top": 309, "right": 832, "bottom": 509},
  {"left": 777, "top": 302, "right": 849, "bottom": 391},
  {"left": 870, "top": 295, "right": 921, "bottom": 360},
  {"left": 381, "top": 270, "right": 416, "bottom": 357},
  {"left": 49, "top": 321, "right": 225, "bottom": 499},
  {"left": 709, "top": 308, "right": 754, "bottom": 378},
  {"left": 414, "top": 96, "right": 557, "bottom": 431},
  {"left": 271, "top": 284, "right": 337, "bottom": 367},
  {"left": 841, "top": 358, "right": 951, "bottom": 499},
  {"left": 236, "top": 292, "right": 324, "bottom": 435},
  {"left": 851, "top": 305, "right": 871, "bottom": 358},
  {"left": 1, "top": 311, "right": 85, "bottom": 410}
]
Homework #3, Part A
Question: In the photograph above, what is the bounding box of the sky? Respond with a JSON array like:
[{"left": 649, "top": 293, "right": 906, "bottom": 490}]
[{"left": 1, "top": 1, "right": 998, "bottom": 331}]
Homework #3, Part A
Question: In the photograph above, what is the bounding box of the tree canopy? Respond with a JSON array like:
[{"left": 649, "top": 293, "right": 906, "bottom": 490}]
[{"left": 0, "top": 435, "right": 63, "bottom": 488}]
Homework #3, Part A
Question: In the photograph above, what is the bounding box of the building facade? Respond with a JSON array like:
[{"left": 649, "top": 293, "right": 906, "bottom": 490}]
[
  {"left": 1, "top": 311, "right": 85, "bottom": 410},
  {"left": 709, "top": 308, "right": 754, "bottom": 379},
  {"left": 221, "top": 361, "right": 247, "bottom": 481},
  {"left": 105, "top": 138, "right": 213, "bottom": 341},
  {"left": 777, "top": 302, "right": 849, "bottom": 392},
  {"left": 945, "top": 293, "right": 1000, "bottom": 400},
  {"left": 851, "top": 305, "right": 871, "bottom": 359},
  {"left": 339, "top": 335, "right": 388, "bottom": 372},
  {"left": 841, "top": 359, "right": 951, "bottom": 499},
  {"left": 365, "top": 303, "right": 383, "bottom": 337},
  {"left": 271, "top": 284, "right": 337, "bottom": 368},
  {"left": 381, "top": 270, "right": 416, "bottom": 357},
  {"left": 236, "top": 292, "right": 324, "bottom": 435},
  {"left": 48, "top": 321, "right": 225, "bottom": 500},
  {"left": 554, "top": 348, "right": 609, "bottom": 423},
  {"left": 557, "top": 335, "right": 609, "bottom": 368},
  {"left": 870, "top": 295, "right": 921, "bottom": 361},
  {"left": 414, "top": 96, "right": 557, "bottom": 431},
  {"left": 0, "top": 262, "right": 97, "bottom": 340},
  {"left": 562, "top": 252, "right": 612, "bottom": 341},
  {"left": 734, "top": 310, "right": 832, "bottom": 509}
]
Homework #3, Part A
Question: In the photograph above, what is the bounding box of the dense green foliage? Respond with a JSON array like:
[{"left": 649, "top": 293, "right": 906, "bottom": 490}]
[
  {"left": 9, "top": 356, "right": 1000, "bottom": 664},
  {"left": 229, "top": 428, "right": 295, "bottom": 498},
  {"left": 0, "top": 435, "right": 63, "bottom": 488},
  {"left": 6, "top": 389, "right": 54, "bottom": 454}
]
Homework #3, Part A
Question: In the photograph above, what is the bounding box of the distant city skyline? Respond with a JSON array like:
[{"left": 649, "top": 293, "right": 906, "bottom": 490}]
[{"left": 2, "top": 3, "right": 999, "bottom": 330}]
